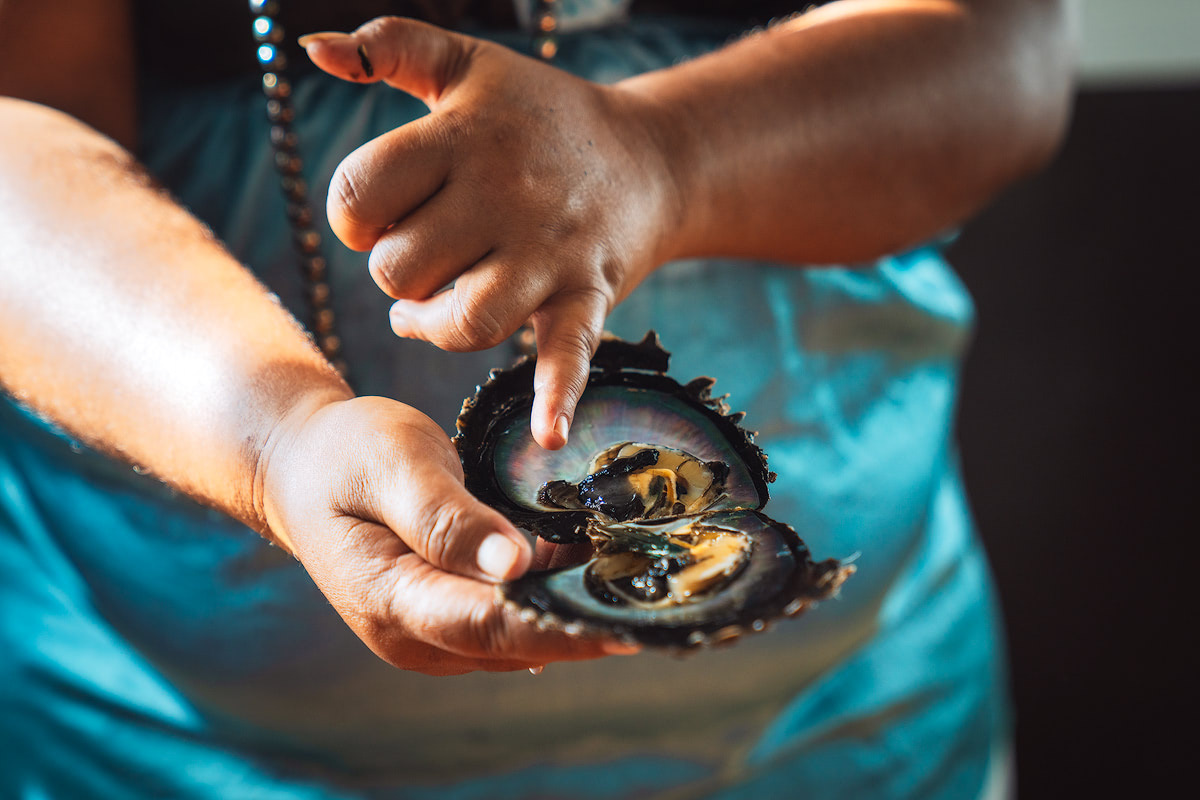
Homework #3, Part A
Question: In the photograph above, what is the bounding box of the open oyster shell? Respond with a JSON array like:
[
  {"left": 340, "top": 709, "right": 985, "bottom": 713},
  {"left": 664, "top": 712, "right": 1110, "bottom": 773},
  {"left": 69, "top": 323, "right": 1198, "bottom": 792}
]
[{"left": 454, "top": 332, "right": 853, "bottom": 651}]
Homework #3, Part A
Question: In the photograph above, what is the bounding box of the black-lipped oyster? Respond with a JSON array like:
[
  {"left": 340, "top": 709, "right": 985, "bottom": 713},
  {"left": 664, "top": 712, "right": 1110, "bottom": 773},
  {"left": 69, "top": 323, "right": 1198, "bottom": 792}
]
[
  {"left": 536, "top": 441, "right": 732, "bottom": 522},
  {"left": 454, "top": 332, "right": 853, "bottom": 650}
]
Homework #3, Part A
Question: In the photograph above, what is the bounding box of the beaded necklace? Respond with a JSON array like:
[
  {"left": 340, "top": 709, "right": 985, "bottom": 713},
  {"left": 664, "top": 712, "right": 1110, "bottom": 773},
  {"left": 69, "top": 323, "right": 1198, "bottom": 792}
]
[{"left": 247, "top": 0, "right": 561, "bottom": 382}]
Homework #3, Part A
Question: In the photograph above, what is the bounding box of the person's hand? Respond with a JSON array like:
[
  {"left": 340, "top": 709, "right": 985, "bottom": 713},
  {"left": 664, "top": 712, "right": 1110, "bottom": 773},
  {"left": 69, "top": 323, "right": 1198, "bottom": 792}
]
[
  {"left": 300, "top": 18, "right": 686, "bottom": 450},
  {"left": 260, "top": 394, "right": 637, "bottom": 675}
]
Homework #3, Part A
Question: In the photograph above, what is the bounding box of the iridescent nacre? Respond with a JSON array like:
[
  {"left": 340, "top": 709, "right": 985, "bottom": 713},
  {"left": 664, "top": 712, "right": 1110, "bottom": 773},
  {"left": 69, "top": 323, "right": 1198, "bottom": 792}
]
[{"left": 454, "top": 332, "right": 853, "bottom": 650}]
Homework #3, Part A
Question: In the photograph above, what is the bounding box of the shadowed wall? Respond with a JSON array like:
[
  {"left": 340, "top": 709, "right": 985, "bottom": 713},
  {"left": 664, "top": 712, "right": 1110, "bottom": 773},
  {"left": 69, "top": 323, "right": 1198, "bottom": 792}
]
[{"left": 948, "top": 85, "right": 1197, "bottom": 798}]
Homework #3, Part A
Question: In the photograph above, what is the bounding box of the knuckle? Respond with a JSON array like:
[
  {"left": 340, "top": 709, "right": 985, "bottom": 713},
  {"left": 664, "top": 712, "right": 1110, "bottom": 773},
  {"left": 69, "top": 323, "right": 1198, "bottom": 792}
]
[
  {"left": 367, "top": 247, "right": 405, "bottom": 299},
  {"left": 554, "top": 343, "right": 594, "bottom": 400},
  {"left": 465, "top": 603, "right": 510, "bottom": 659},
  {"left": 347, "top": 613, "right": 390, "bottom": 657},
  {"left": 584, "top": 283, "right": 615, "bottom": 318},
  {"left": 535, "top": 210, "right": 583, "bottom": 246},
  {"left": 555, "top": 371, "right": 589, "bottom": 409},
  {"left": 328, "top": 160, "right": 377, "bottom": 247},
  {"left": 357, "top": 15, "right": 406, "bottom": 46},
  {"left": 439, "top": 36, "right": 480, "bottom": 93},
  {"left": 549, "top": 317, "right": 595, "bottom": 361},
  {"left": 329, "top": 161, "right": 363, "bottom": 215},
  {"left": 548, "top": 285, "right": 610, "bottom": 336},
  {"left": 597, "top": 257, "right": 626, "bottom": 300},
  {"left": 419, "top": 496, "right": 467, "bottom": 570},
  {"left": 442, "top": 291, "right": 508, "bottom": 351}
]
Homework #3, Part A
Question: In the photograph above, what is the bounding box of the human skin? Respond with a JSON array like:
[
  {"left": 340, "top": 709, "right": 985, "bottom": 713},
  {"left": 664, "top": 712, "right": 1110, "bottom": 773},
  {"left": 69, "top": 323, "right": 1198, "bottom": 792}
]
[
  {"left": 304, "top": 0, "right": 1075, "bottom": 449},
  {"left": 0, "top": 0, "right": 1073, "bottom": 674}
]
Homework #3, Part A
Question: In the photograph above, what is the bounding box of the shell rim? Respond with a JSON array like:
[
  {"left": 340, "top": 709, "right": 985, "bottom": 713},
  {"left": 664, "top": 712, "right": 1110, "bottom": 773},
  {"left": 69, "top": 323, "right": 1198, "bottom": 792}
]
[
  {"left": 453, "top": 331, "right": 852, "bottom": 652},
  {"left": 452, "top": 331, "right": 776, "bottom": 544},
  {"left": 499, "top": 509, "right": 856, "bottom": 650}
]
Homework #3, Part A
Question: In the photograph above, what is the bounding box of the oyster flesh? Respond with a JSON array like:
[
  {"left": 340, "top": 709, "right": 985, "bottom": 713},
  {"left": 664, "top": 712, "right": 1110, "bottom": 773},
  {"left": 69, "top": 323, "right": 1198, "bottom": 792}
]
[{"left": 454, "top": 332, "right": 853, "bottom": 650}]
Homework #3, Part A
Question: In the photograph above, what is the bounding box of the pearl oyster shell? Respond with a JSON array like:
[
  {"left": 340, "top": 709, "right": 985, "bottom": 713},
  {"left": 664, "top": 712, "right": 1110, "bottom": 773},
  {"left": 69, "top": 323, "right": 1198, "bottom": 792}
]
[{"left": 454, "top": 332, "right": 853, "bottom": 650}]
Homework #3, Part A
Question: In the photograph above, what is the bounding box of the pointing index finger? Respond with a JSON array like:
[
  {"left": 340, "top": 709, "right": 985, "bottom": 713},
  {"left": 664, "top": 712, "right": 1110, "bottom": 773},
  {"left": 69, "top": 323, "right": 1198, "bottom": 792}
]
[{"left": 530, "top": 289, "right": 608, "bottom": 450}]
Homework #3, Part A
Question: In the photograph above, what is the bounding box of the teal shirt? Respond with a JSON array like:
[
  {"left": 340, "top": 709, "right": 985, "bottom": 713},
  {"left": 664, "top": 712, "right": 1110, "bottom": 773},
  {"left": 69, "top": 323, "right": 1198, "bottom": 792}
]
[{"left": 0, "top": 16, "right": 1009, "bottom": 799}]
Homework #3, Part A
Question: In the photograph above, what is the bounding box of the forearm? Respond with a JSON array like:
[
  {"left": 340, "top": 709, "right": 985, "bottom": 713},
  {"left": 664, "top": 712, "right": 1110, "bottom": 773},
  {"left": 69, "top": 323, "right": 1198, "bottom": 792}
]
[
  {"left": 623, "top": 0, "right": 1074, "bottom": 264},
  {"left": 0, "top": 98, "right": 352, "bottom": 539}
]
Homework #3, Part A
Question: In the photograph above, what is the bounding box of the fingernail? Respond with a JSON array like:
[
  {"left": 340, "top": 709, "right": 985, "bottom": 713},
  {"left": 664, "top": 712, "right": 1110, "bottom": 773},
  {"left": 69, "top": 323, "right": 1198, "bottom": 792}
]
[
  {"left": 478, "top": 533, "right": 521, "bottom": 581},
  {"left": 297, "top": 32, "right": 351, "bottom": 49},
  {"left": 554, "top": 414, "right": 570, "bottom": 446},
  {"left": 603, "top": 640, "right": 641, "bottom": 656},
  {"left": 528, "top": 665, "right": 545, "bottom": 676}
]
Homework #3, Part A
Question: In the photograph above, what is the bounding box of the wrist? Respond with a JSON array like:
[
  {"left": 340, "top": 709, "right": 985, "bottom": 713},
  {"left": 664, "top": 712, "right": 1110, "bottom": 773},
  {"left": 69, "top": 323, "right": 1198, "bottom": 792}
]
[
  {"left": 612, "top": 72, "right": 713, "bottom": 265},
  {"left": 607, "top": 77, "right": 706, "bottom": 268},
  {"left": 253, "top": 381, "right": 353, "bottom": 555}
]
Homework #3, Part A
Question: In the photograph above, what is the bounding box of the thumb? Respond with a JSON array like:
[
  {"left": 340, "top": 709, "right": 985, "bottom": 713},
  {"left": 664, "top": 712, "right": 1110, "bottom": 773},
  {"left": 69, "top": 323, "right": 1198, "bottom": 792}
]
[
  {"left": 298, "top": 17, "right": 473, "bottom": 105},
  {"left": 380, "top": 462, "right": 533, "bottom": 583}
]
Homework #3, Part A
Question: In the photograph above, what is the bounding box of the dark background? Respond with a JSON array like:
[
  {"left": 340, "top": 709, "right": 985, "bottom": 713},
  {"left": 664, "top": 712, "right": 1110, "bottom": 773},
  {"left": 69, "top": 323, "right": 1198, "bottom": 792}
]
[{"left": 947, "top": 85, "right": 1197, "bottom": 797}]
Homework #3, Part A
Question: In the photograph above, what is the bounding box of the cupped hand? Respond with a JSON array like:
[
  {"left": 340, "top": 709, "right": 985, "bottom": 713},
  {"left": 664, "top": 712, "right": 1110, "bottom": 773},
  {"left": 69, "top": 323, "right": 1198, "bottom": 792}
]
[
  {"left": 300, "top": 18, "right": 685, "bottom": 450},
  {"left": 260, "top": 394, "right": 636, "bottom": 675}
]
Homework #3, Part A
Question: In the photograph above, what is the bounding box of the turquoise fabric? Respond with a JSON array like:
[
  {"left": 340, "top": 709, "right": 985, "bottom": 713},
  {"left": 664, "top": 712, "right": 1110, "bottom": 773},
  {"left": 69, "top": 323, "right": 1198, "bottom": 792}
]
[{"left": 0, "top": 16, "right": 1009, "bottom": 799}]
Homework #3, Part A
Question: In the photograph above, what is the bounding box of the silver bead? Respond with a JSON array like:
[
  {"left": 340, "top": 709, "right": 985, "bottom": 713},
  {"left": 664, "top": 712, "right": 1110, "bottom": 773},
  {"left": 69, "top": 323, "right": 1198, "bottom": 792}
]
[
  {"left": 256, "top": 44, "right": 286, "bottom": 71},
  {"left": 262, "top": 72, "right": 291, "bottom": 99},
  {"left": 252, "top": 16, "right": 283, "bottom": 44}
]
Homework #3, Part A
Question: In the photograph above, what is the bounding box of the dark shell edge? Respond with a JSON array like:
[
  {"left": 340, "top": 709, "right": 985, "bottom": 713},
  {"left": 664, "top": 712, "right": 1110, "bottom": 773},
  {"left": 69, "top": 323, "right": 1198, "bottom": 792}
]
[
  {"left": 498, "top": 512, "right": 857, "bottom": 652},
  {"left": 452, "top": 331, "right": 777, "bottom": 544}
]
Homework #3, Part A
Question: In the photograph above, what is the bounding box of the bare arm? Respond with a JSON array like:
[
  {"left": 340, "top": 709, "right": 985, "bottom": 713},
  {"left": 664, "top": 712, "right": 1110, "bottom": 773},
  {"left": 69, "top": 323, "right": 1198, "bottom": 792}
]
[
  {"left": 303, "top": 0, "right": 1075, "bottom": 447},
  {"left": 0, "top": 0, "right": 343, "bottom": 534},
  {"left": 631, "top": 0, "right": 1075, "bottom": 263},
  {"left": 0, "top": 1, "right": 619, "bottom": 674}
]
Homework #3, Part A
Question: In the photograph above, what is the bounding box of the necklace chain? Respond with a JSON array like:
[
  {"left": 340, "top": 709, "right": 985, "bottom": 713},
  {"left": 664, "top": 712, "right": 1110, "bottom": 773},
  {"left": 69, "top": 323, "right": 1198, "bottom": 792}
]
[{"left": 248, "top": 1, "right": 561, "bottom": 382}]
